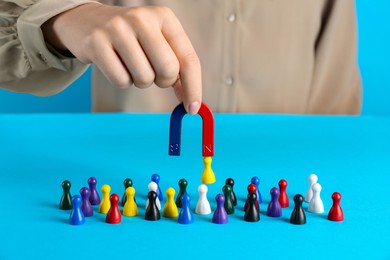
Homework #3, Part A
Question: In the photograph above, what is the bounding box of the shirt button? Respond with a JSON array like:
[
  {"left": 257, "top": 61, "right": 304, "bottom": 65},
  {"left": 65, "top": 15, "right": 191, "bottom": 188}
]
[
  {"left": 224, "top": 77, "right": 234, "bottom": 86},
  {"left": 38, "top": 52, "right": 48, "bottom": 63},
  {"left": 227, "top": 13, "right": 236, "bottom": 23}
]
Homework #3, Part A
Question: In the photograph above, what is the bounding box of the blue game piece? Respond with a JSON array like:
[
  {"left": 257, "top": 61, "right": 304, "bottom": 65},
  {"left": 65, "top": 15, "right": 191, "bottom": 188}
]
[
  {"left": 251, "top": 176, "right": 262, "bottom": 204},
  {"left": 212, "top": 194, "right": 228, "bottom": 224},
  {"left": 266, "top": 187, "right": 282, "bottom": 217},
  {"left": 80, "top": 187, "right": 93, "bottom": 217},
  {"left": 178, "top": 194, "right": 194, "bottom": 224},
  {"left": 69, "top": 195, "right": 85, "bottom": 225},
  {"left": 151, "top": 173, "right": 163, "bottom": 202},
  {"left": 88, "top": 177, "right": 101, "bottom": 205}
]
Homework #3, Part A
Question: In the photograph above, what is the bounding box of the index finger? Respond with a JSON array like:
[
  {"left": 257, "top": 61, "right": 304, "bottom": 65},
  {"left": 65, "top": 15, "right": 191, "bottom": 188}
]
[{"left": 161, "top": 9, "right": 202, "bottom": 114}]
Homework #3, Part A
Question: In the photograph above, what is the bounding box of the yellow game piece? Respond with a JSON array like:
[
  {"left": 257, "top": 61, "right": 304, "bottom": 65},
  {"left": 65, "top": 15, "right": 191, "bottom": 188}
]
[
  {"left": 98, "top": 184, "right": 111, "bottom": 214},
  {"left": 201, "top": 157, "right": 216, "bottom": 184},
  {"left": 162, "top": 187, "right": 179, "bottom": 218},
  {"left": 123, "top": 187, "right": 138, "bottom": 216}
]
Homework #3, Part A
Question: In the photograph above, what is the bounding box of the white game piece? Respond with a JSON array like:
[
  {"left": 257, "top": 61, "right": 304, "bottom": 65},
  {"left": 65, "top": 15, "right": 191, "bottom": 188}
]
[
  {"left": 305, "top": 173, "right": 318, "bottom": 202},
  {"left": 308, "top": 183, "right": 324, "bottom": 213},
  {"left": 195, "top": 184, "right": 211, "bottom": 215},
  {"left": 146, "top": 182, "right": 161, "bottom": 210}
]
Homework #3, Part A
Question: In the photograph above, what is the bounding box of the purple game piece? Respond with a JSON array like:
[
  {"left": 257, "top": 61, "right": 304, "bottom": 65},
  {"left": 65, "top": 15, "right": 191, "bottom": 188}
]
[
  {"left": 80, "top": 187, "right": 93, "bottom": 217},
  {"left": 151, "top": 173, "right": 163, "bottom": 202},
  {"left": 212, "top": 194, "right": 228, "bottom": 224},
  {"left": 266, "top": 187, "right": 282, "bottom": 217},
  {"left": 69, "top": 195, "right": 85, "bottom": 225},
  {"left": 251, "top": 176, "right": 262, "bottom": 204},
  {"left": 178, "top": 194, "right": 194, "bottom": 224},
  {"left": 88, "top": 177, "right": 101, "bottom": 205}
]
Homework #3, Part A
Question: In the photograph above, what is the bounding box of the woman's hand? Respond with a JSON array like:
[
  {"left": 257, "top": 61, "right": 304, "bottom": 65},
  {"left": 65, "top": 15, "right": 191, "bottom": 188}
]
[{"left": 42, "top": 3, "right": 202, "bottom": 114}]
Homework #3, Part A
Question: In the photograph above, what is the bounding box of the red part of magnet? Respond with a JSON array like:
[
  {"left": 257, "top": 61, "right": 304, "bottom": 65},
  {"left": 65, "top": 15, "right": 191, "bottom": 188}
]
[{"left": 198, "top": 103, "right": 214, "bottom": 157}]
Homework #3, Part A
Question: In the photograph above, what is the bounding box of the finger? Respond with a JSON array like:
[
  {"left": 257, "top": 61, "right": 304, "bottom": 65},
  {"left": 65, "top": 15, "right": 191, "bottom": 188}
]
[
  {"left": 172, "top": 77, "right": 201, "bottom": 115},
  {"left": 113, "top": 31, "right": 155, "bottom": 89},
  {"left": 91, "top": 42, "right": 133, "bottom": 88},
  {"left": 137, "top": 24, "right": 180, "bottom": 89},
  {"left": 160, "top": 8, "right": 202, "bottom": 114},
  {"left": 172, "top": 78, "right": 183, "bottom": 101}
]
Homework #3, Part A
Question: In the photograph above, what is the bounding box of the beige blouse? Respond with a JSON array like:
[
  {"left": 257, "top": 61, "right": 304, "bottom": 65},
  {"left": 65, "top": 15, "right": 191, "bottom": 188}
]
[{"left": 0, "top": 0, "right": 362, "bottom": 114}]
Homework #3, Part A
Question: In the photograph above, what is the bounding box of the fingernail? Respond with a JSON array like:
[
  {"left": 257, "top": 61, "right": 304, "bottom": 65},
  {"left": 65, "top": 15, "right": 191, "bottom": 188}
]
[{"left": 188, "top": 101, "right": 200, "bottom": 115}]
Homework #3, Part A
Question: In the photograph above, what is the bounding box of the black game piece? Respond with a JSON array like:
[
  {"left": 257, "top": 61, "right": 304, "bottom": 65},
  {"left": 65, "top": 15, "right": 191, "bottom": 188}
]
[
  {"left": 222, "top": 184, "right": 234, "bottom": 214},
  {"left": 244, "top": 184, "right": 259, "bottom": 212},
  {"left": 145, "top": 191, "right": 160, "bottom": 221},
  {"left": 60, "top": 180, "right": 72, "bottom": 210},
  {"left": 290, "top": 194, "right": 306, "bottom": 225},
  {"left": 225, "top": 178, "right": 237, "bottom": 206},
  {"left": 121, "top": 178, "right": 134, "bottom": 206},
  {"left": 175, "top": 178, "right": 188, "bottom": 208},
  {"left": 244, "top": 193, "right": 260, "bottom": 222}
]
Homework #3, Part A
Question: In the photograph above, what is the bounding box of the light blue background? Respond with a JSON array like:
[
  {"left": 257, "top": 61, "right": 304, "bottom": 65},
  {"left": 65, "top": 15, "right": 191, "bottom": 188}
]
[{"left": 0, "top": 0, "right": 389, "bottom": 115}]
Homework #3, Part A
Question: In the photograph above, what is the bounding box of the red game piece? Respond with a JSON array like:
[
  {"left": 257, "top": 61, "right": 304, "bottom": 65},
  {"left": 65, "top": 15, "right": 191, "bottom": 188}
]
[
  {"left": 278, "top": 179, "right": 289, "bottom": 208},
  {"left": 328, "top": 192, "right": 344, "bottom": 221},
  {"left": 244, "top": 184, "right": 259, "bottom": 211},
  {"left": 106, "top": 194, "right": 122, "bottom": 224}
]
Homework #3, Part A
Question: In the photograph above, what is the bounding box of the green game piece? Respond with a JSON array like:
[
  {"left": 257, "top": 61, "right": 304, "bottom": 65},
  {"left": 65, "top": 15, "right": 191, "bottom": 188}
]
[
  {"left": 59, "top": 180, "right": 72, "bottom": 210},
  {"left": 121, "top": 178, "right": 134, "bottom": 207},
  {"left": 175, "top": 178, "right": 188, "bottom": 208},
  {"left": 222, "top": 184, "right": 235, "bottom": 214}
]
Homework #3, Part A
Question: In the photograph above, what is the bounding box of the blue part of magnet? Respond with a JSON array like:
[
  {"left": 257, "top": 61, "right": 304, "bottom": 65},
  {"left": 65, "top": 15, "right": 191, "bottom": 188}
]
[{"left": 169, "top": 103, "right": 187, "bottom": 156}]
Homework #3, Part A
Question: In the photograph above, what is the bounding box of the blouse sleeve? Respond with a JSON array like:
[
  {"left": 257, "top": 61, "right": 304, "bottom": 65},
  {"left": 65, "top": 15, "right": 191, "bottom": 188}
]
[{"left": 0, "top": 0, "right": 97, "bottom": 96}]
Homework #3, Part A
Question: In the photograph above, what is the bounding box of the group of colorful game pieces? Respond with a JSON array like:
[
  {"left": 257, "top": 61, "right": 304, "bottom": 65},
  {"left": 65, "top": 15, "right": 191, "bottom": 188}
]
[
  {"left": 59, "top": 173, "right": 343, "bottom": 225},
  {"left": 284, "top": 173, "right": 344, "bottom": 224}
]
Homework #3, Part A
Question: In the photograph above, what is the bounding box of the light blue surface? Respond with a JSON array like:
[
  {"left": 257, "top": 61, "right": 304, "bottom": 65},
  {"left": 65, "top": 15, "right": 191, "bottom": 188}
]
[
  {"left": 0, "top": 114, "right": 389, "bottom": 259},
  {"left": 0, "top": 1, "right": 389, "bottom": 115}
]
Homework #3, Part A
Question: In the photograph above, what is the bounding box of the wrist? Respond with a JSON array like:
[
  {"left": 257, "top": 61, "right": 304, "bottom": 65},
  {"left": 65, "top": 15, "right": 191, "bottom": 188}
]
[{"left": 41, "top": 3, "right": 102, "bottom": 52}]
